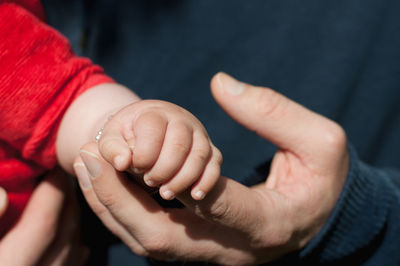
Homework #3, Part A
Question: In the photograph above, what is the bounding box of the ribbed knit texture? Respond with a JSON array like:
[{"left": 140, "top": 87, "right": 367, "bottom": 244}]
[
  {"left": 298, "top": 144, "right": 393, "bottom": 263},
  {"left": 0, "top": 2, "right": 113, "bottom": 236}
]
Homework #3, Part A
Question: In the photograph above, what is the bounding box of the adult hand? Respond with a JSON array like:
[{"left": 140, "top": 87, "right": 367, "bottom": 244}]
[
  {"left": 0, "top": 168, "right": 88, "bottom": 266},
  {"left": 75, "top": 72, "right": 349, "bottom": 265}
]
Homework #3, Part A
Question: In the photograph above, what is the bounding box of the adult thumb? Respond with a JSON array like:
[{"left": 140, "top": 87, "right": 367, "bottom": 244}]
[
  {"left": 0, "top": 187, "right": 8, "bottom": 217},
  {"left": 210, "top": 72, "right": 345, "bottom": 159}
]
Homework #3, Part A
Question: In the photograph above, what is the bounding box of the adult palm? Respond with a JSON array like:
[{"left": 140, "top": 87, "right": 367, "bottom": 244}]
[{"left": 76, "top": 72, "right": 349, "bottom": 265}]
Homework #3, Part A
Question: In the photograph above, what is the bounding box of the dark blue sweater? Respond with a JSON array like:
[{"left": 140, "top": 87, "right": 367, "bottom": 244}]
[{"left": 44, "top": 0, "right": 400, "bottom": 265}]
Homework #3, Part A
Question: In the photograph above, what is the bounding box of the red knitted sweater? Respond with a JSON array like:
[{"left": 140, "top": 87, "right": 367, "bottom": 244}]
[{"left": 0, "top": 0, "right": 113, "bottom": 236}]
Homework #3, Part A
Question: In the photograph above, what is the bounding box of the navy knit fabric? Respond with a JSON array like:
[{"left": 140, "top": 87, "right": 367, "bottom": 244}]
[{"left": 43, "top": 0, "right": 400, "bottom": 265}]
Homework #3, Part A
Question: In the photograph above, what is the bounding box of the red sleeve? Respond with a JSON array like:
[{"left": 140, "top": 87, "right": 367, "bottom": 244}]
[
  {"left": 0, "top": 2, "right": 114, "bottom": 168},
  {"left": 0, "top": 2, "right": 113, "bottom": 236},
  {"left": 1, "top": 0, "right": 45, "bottom": 20}
]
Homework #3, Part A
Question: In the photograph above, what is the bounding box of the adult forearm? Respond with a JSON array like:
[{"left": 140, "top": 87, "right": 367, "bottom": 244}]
[{"left": 56, "top": 83, "right": 141, "bottom": 174}]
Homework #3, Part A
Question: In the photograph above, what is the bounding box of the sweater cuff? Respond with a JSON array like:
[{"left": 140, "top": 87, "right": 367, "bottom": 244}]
[{"left": 298, "top": 144, "right": 392, "bottom": 263}]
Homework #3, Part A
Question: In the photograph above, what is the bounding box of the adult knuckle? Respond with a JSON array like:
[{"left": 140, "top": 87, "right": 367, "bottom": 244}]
[
  {"left": 126, "top": 241, "right": 149, "bottom": 257},
  {"left": 322, "top": 122, "right": 347, "bottom": 151},
  {"left": 202, "top": 198, "right": 230, "bottom": 220},
  {"left": 142, "top": 231, "right": 172, "bottom": 254},
  {"left": 254, "top": 229, "right": 290, "bottom": 250},
  {"left": 254, "top": 88, "right": 286, "bottom": 119},
  {"left": 97, "top": 190, "right": 120, "bottom": 210}
]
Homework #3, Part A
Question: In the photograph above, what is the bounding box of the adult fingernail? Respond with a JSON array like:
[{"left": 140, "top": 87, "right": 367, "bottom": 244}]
[
  {"left": 80, "top": 150, "right": 102, "bottom": 178},
  {"left": 73, "top": 163, "right": 92, "bottom": 190},
  {"left": 216, "top": 72, "right": 245, "bottom": 95}
]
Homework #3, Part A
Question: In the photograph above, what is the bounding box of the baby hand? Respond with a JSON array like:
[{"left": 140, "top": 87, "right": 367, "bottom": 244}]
[{"left": 97, "top": 100, "right": 222, "bottom": 201}]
